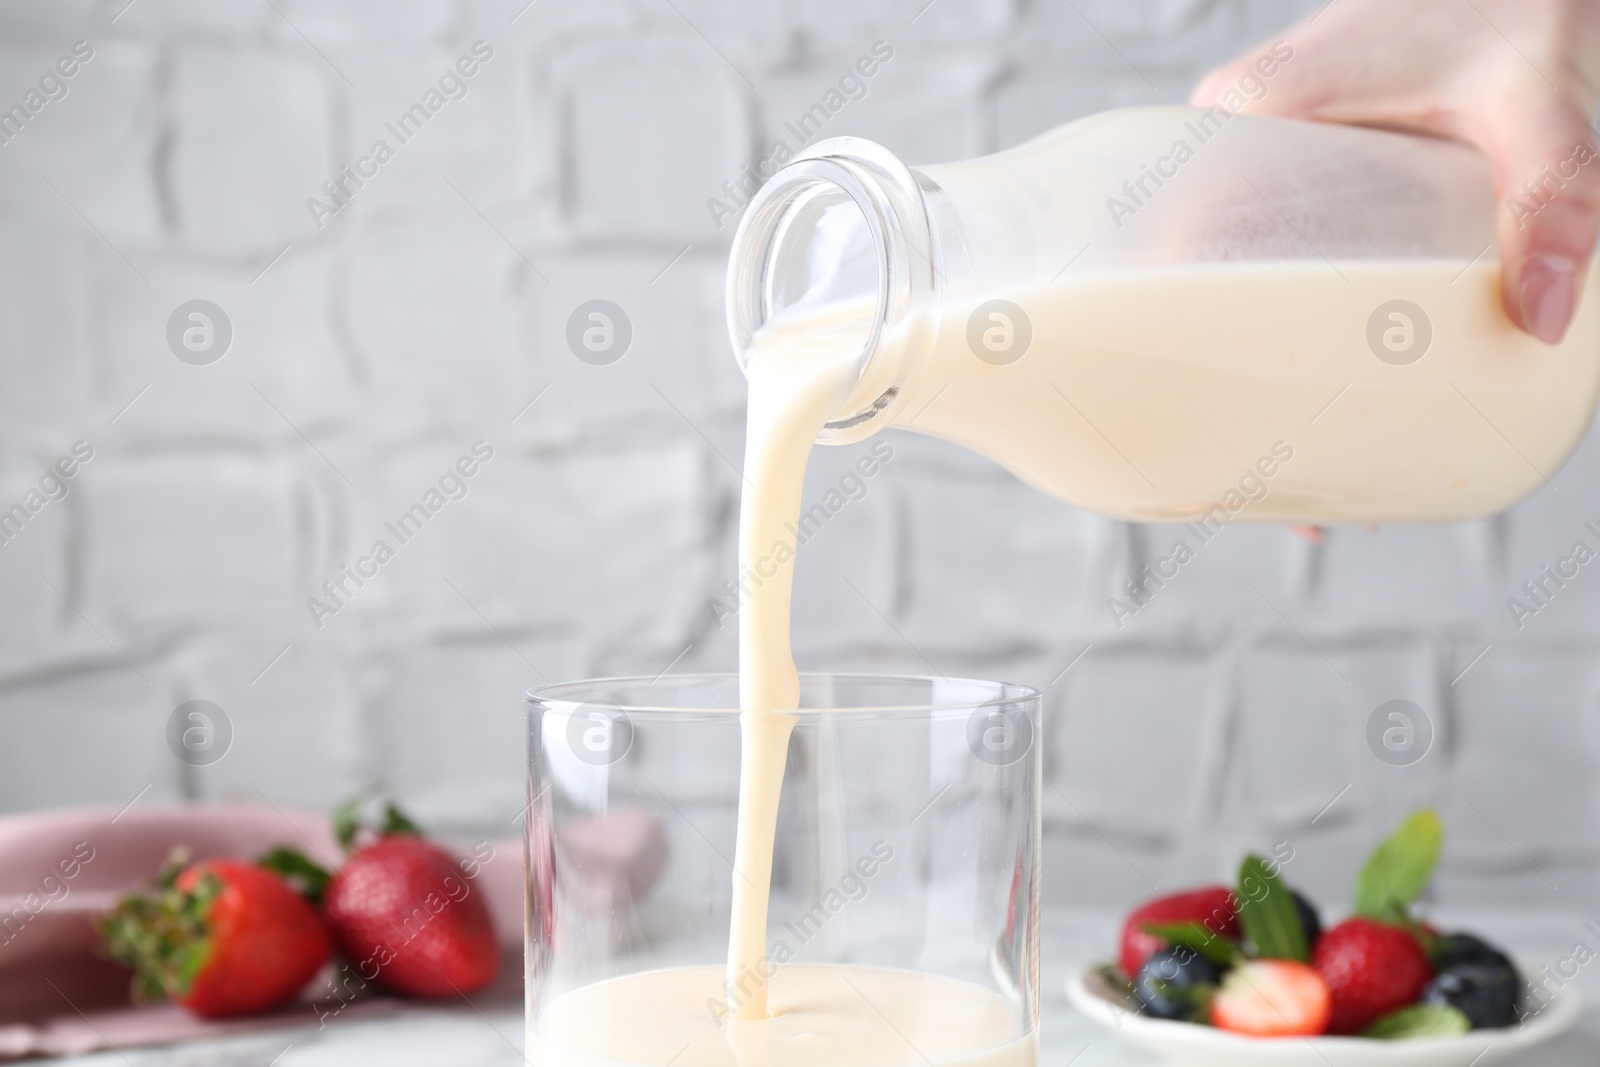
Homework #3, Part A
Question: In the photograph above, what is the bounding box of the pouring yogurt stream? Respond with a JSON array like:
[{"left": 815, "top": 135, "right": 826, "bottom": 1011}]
[{"left": 538, "top": 104, "right": 1600, "bottom": 1065}]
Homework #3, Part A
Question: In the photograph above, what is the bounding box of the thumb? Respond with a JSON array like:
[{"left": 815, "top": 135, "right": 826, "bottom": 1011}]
[{"left": 1478, "top": 91, "right": 1600, "bottom": 343}]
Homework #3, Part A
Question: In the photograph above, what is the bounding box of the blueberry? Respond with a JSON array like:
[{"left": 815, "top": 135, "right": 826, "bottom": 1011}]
[
  {"left": 1134, "top": 947, "right": 1221, "bottom": 1021},
  {"left": 1290, "top": 890, "right": 1321, "bottom": 947},
  {"left": 1423, "top": 964, "right": 1519, "bottom": 1029},
  {"left": 1433, "top": 932, "right": 1514, "bottom": 974},
  {"left": 1424, "top": 933, "right": 1519, "bottom": 1030}
]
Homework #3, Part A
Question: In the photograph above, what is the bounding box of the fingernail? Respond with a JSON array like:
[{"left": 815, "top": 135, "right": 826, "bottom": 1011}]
[{"left": 1519, "top": 253, "right": 1577, "bottom": 344}]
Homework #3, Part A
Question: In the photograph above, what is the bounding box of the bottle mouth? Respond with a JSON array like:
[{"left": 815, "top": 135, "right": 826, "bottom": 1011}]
[{"left": 726, "top": 137, "right": 938, "bottom": 443}]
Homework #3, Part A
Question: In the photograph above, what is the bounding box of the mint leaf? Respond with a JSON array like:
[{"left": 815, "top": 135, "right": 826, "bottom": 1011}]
[
  {"left": 1236, "top": 854, "right": 1309, "bottom": 962},
  {"left": 1362, "top": 1003, "right": 1471, "bottom": 1039},
  {"left": 1353, "top": 809, "right": 1443, "bottom": 923},
  {"left": 1094, "top": 962, "right": 1137, "bottom": 1000},
  {"left": 1142, "top": 979, "right": 1215, "bottom": 1022},
  {"left": 1141, "top": 921, "right": 1245, "bottom": 967}
]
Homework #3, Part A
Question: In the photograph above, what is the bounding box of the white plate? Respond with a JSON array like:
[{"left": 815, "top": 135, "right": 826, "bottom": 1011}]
[{"left": 1067, "top": 963, "right": 1580, "bottom": 1067}]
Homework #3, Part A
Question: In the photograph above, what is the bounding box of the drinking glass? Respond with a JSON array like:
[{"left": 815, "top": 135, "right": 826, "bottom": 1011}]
[{"left": 524, "top": 673, "right": 1041, "bottom": 1066}]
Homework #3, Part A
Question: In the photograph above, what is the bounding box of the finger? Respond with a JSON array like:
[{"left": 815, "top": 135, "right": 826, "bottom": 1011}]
[
  {"left": 1187, "top": 48, "right": 1311, "bottom": 116},
  {"left": 1472, "top": 86, "right": 1600, "bottom": 343},
  {"left": 1187, "top": 63, "right": 1242, "bottom": 110},
  {"left": 1186, "top": 19, "right": 1401, "bottom": 122}
]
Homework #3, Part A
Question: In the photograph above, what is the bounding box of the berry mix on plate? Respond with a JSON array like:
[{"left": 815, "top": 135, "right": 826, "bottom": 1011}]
[{"left": 1108, "top": 810, "right": 1523, "bottom": 1039}]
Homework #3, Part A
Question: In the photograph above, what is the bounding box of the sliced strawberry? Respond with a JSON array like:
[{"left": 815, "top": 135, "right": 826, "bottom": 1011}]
[
  {"left": 1119, "top": 886, "right": 1239, "bottom": 978},
  {"left": 1313, "top": 918, "right": 1433, "bottom": 1034},
  {"left": 1211, "top": 960, "right": 1332, "bottom": 1037}
]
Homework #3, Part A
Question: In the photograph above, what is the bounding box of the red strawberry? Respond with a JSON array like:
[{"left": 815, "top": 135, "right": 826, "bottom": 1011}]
[
  {"left": 1119, "top": 885, "right": 1239, "bottom": 978},
  {"left": 322, "top": 814, "right": 499, "bottom": 997},
  {"left": 1313, "top": 918, "right": 1432, "bottom": 1033},
  {"left": 1212, "top": 960, "right": 1332, "bottom": 1037},
  {"left": 100, "top": 858, "right": 332, "bottom": 1018}
]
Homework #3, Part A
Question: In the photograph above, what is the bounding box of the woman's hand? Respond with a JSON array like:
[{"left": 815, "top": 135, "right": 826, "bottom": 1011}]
[{"left": 1192, "top": 0, "right": 1600, "bottom": 343}]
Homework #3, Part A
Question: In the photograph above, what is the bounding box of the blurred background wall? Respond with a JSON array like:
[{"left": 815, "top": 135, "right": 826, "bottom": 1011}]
[{"left": 0, "top": 0, "right": 1594, "bottom": 913}]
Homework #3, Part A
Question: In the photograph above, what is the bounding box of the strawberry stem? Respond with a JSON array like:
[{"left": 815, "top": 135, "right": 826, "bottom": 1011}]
[
  {"left": 98, "top": 871, "right": 220, "bottom": 1002},
  {"left": 334, "top": 792, "right": 425, "bottom": 853}
]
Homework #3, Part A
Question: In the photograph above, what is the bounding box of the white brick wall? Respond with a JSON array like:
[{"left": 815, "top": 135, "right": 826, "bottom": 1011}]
[{"left": 0, "top": 0, "right": 1595, "bottom": 918}]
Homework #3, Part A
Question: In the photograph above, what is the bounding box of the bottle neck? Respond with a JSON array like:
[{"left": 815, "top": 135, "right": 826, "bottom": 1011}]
[{"left": 726, "top": 137, "right": 940, "bottom": 444}]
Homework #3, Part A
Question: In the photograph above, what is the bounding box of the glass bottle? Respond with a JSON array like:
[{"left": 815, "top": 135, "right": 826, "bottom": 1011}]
[{"left": 726, "top": 105, "right": 1600, "bottom": 523}]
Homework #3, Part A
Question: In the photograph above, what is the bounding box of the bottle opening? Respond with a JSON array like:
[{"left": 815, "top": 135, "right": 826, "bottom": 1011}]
[
  {"left": 759, "top": 182, "right": 878, "bottom": 363},
  {"left": 727, "top": 138, "right": 939, "bottom": 444}
]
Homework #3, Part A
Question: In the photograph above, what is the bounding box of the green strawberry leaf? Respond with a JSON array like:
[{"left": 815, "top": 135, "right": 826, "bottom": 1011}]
[
  {"left": 1236, "top": 854, "right": 1309, "bottom": 962},
  {"left": 1362, "top": 1003, "right": 1471, "bottom": 1039},
  {"left": 1353, "top": 809, "right": 1443, "bottom": 923},
  {"left": 257, "top": 847, "right": 332, "bottom": 904},
  {"left": 335, "top": 792, "right": 424, "bottom": 853},
  {"left": 1141, "top": 921, "right": 1245, "bottom": 967},
  {"left": 381, "top": 803, "right": 422, "bottom": 838},
  {"left": 334, "top": 793, "right": 369, "bottom": 852}
]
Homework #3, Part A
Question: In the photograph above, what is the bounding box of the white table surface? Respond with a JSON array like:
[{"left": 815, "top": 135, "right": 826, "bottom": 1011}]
[{"left": 23, "top": 910, "right": 1600, "bottom": 1066}]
